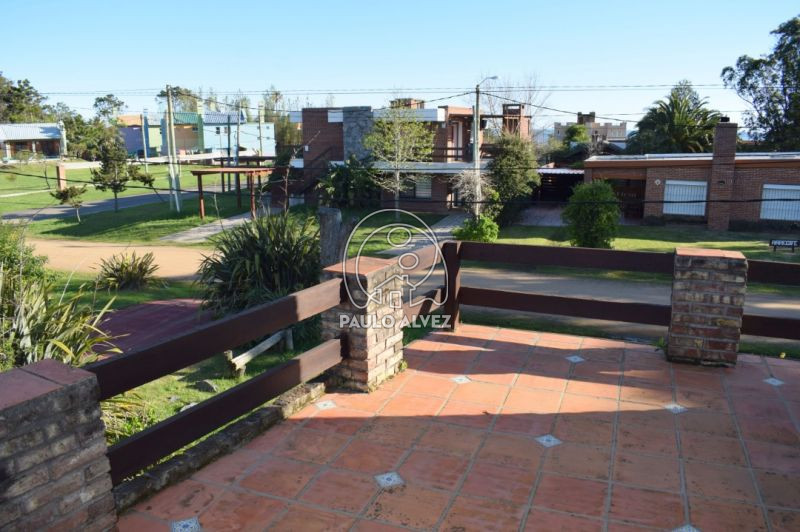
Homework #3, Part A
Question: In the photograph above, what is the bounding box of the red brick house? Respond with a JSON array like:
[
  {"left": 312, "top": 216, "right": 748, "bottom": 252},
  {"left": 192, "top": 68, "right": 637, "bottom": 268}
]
[
  {"left": 284, "top": 100, "right": 530, "bottom": 212},
  {"left": 584, "top": 121, "right": 800, "bottom": 230}
]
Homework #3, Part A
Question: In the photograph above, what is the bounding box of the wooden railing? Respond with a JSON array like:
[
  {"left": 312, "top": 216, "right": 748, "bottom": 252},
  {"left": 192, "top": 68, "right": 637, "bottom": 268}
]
[
  {"left": 441, "top": 241, "right": 800, "bottom": 341},
  {"left": 85, "top": 278, "right": 345, "bottom": 483}
]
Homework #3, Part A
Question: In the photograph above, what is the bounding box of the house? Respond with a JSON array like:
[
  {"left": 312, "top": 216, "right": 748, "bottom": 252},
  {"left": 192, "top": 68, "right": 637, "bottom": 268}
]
[
  {"left": 584, "top": 120, "right": 800, "bottom": 230},
  {"left": 0, "top": 123, "right": 66, "bottom": 160},
  {"left": 286, "top": 99, "right": 531, "bottom": 212},
  {"left": 117, "top": 111, "right": 276, "bottom": 158},
  {"left": 553, "top": 112, "right": 627, "bottom": 148},
  {"left": 117, "top": 113, "right": 163, "bottom": 157}
]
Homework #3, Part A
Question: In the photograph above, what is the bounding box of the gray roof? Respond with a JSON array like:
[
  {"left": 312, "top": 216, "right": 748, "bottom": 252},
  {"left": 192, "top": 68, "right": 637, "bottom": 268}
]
[
  {"left": 537, "top": 167, "right": 584, "bottom": 175},
  {"left": 0, "top": 123, "right": 62, "bottom": 142},
  {"left": 203, "top": 111, "right": 245, "bottom": 125}
]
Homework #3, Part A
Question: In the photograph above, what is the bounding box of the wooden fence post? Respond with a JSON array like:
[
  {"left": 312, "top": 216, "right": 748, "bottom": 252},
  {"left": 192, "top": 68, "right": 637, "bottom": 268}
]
[{"left": 443, "top": 241, "right": 461, "bottom": 331}]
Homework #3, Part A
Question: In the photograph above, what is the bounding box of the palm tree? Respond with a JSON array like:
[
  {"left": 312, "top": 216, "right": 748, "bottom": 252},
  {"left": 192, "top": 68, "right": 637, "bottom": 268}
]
[{"left": 627, "top": 81, "right": 721, "bottom": 154}]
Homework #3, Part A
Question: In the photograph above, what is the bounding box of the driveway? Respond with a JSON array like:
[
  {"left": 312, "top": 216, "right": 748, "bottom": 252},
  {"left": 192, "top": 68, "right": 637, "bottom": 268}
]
[{"left": 29, "top": 239, "right": 208, "bottom": 280}]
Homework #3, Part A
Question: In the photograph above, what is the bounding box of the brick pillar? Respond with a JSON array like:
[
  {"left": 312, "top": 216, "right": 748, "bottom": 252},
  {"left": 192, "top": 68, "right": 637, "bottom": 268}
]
[
  {"left": 706, "top": 122, "right": 737, "bottom": 231},
  {"left": 667, "top": 248, "right": 747, "bottom": 366},
  {"left": 56, "top": 164, "right": 67, "bottom": 191},
  {"left": 0, "top": 360, "right": 116, "bottom": 531},
  {"left": 321, "top": 257, "right": 405, "bottom": 391}
]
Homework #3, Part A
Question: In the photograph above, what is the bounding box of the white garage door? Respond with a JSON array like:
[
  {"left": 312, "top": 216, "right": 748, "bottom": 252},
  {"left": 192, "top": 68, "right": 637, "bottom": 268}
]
[
  {"left": 761, "top": 184, "right": 800, "bottom": 221},
  {"left": 663, "top": 180, "right": 707, "bottom": 216}
]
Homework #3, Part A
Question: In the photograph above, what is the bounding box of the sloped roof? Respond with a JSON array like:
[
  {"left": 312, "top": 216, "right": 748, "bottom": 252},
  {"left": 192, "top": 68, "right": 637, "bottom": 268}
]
[
  {"left": 0, "top": 123, "right": 62, "bottom": 141},
  {"left": 203, "top": 111, "right": 245, "bottom": 124}
]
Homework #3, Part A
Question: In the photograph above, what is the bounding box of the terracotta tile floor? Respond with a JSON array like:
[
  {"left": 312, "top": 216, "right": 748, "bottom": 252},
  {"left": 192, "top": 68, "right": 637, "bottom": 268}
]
[{"left": 120, "top": 325, "right": 800, "bottom": 531}]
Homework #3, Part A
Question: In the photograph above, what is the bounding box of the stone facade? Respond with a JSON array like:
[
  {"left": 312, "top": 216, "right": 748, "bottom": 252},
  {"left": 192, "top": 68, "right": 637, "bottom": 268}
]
[
  {"left": 668, "top": 248, "right": 747, "bottom": 366},
  {"left": 0, "top": 360, "right": 115, "bottom": 531},
  {"left": 342, "top": 106, "right": 373, "bottom": 161},
  {"left": 321, "top": 257, "right": 405, "bottom": 391}
]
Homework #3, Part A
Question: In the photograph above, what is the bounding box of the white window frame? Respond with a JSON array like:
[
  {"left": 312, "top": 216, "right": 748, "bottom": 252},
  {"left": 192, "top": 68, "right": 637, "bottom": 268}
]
[
  {"left": 663, "top": 179, "right": 707, "bottom": 216},
  {"left": 760, "top": 184, "right": 800, "bottom": 221},
  {"left": 415, "top": 177, "right": 432, "bottom": 199}
]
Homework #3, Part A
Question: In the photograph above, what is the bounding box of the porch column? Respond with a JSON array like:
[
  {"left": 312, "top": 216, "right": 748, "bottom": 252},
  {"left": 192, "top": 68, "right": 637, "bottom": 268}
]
[
  {"left": 0, "top": 360, "right": 116, "bottom": 530},
  {"left": 321, "top": 257, "right": 405, "bottom": 391},
  {"left": 667, "top": 248, "right": 747, "bottom": 366}
]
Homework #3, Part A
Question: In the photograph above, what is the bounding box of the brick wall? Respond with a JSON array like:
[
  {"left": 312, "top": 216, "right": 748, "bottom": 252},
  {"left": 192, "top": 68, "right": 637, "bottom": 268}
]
[
  {"left": 668, "top": 248, "right": 747, "bottom": 366},
  {"left": 321, "top": 257, "right": 405, "bottom": 391},
  {"left": 0, "top": 360, "right": 115, "bottom": 531},
  {"left": 731, "top": 166, "right": 800, "bottom": 223},
  {"left": 302, "top": 108, "right": 344, "bottom": 181},
  {"left": 643, "top": 166, "right": 711, "bottom": 219}
]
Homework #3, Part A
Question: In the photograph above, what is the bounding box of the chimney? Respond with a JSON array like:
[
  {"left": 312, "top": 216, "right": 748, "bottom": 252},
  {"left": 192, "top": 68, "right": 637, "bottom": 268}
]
[{"left": 707, "top": 120, "right": 738, "bottom": 231}]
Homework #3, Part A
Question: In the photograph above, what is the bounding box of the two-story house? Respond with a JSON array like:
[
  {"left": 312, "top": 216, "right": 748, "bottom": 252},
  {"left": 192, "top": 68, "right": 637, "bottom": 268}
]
[{"left": 284, "top": 99, "right": 531, "bottom": 212}]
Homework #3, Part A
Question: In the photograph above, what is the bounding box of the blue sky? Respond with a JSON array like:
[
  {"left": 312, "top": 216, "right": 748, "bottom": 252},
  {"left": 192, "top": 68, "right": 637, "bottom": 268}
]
[{"left": 3, "top": 0, "right": 798, "bottom": 131}]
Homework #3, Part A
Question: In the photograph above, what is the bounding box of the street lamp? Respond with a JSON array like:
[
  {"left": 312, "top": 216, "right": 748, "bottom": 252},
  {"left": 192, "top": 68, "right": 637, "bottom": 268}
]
[{"left": 472, "top": 76, "right": 497, "bottom": 215}]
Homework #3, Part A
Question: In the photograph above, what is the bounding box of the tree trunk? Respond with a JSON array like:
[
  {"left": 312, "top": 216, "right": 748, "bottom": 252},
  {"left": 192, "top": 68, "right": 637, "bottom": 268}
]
[
  {"left": 394, "top": 169, "right": 400, "bottom": 221},
  {"left": 113, "top": 191, "right": 119, "bottom": 212},
  {"left": 75, "top": 207, "right": 81, "bottom": 223},
  {"left": 319, "top": 207, "right": 357, "bottom": 267}
]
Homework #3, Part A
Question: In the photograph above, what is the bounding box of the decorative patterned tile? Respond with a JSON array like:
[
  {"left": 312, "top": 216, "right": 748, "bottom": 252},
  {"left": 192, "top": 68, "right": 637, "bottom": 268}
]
[
  {"left": 664, "top": 403, "right": 687, "bottom": 414},
  {"left": 451, "top": 375, "right": 471, "bottom": 384},
  {"left": 671, "top": 525, "right": 700, "bottom": 532},
  {"left": 565, "top": 355, "right": 585, "bottom": 364},
  {"left": 316, "top": 400, "right": 337, "bottom": 410},
  {"left": 764, "top": 377, "right": 784, "bottom": 387},
  {"left": 374, "top": 471, "right": 404, "bottom": 489},
  {"left": 171, "top": 517, "right": 201, "bottom": 532},
  {"left": 535, "top": 434, "right": 563, "bottom": 448}
]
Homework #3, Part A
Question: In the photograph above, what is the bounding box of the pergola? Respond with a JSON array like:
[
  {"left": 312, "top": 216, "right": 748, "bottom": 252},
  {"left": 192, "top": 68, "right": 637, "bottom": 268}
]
[{"left": 189, "top": 167, "right": 278, "bottom": 220}]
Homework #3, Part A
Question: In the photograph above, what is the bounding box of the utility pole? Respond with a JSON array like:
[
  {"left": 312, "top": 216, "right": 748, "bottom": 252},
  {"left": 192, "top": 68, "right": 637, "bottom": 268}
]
[
  {"left": 140, "top": 110, "right": 149, "bottom": 176},
  {"left": 235, "top": 103, "right": 242, "bottom": 207},
  {"left": 472, "top": 76, "right": 497, "bottom": 217},
  {"left": 226, "top": 115, "right": 232, "bottom": 189},
  {"left": 164, "top": 92, "right": 176, "bottom": 210},
  {"left": 166, "top": 85, "right": 182, "bottom": 212},
  {"left": 257, "top": 102, "right": 265, "bottom": 156}
]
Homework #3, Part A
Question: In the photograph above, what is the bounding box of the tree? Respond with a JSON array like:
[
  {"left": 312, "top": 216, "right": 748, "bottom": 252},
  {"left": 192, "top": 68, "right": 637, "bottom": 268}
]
[
  {"left": 488, "top": 133, "right": 539, "bottom": 226},
  {"left": 722, "top": 16, "right": 800, "bottom": 151},
  {"left": 362, "top": 105, "right": 435, "bottom": 218},
  {"left": 562, "top": 181, "right": 620, "bottom": 248},
  {"left": 93, "top": 94, "right": 124, "bottom": 123},
  {"left": 0, "top": 75, "right": 49, "bottom": 122},
  {"left": 450, "top": 169, "right": 492, "bottom": 218},
  {"left": 51, "top": 186, "right": 87, "bottom": 222},
  {"left": 318, "top": 155, "right": 380, "bottom": 208},
  {"left": 90, "top": 136, "right": 144, "bottom": 211},
  {"left": 262, "top": 86, "right": 303, "bottom": 154},
  {"left": 627, "top": 81, "right": 721, "bottom": 154},
  {"left": 156, "top": 86, "right": 198, "bottom": 112},
  {"left": 564, "top": 124, "right": 590, "bottom": 144}
]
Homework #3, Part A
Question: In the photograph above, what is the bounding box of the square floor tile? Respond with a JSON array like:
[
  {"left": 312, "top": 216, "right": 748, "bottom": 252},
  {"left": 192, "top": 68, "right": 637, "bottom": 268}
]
[
  {"left": 566, "top": 355, "right": 585, "bottom": 363},
  {"left": 365, "top": 484, "right": 450, "bottom": 530},
  {"left": 198, "top": 490, "right": 286, "bottom": 531},
  {"left": 609, "top": 484, "right": 685, "bottom": 529},
  {"left": 238, "top": 457, "right": 319, "bottom": 498},
  {"left": 533, "top": 474, "right": 608, "bottom": 517},
  {"left": 333, "top": 438, "right": 406, "bottom": 474},
  {"left": 270, "top": 505, "right": 353, "bottom": 532},
  {"left": 543, "top": 443, "right": 611, "bottom": 481},
  {"left": 300, "top": 469, "right": 378, "bottom": 513},
  {"left": 397, "top": 450, "right": 469, "bottom": 491},
  {"left": 684, "top": 461, "right": 759, "bottom": 503},
  {"left": 613, "top": 452, "right": 681, "bottom": 492},
  {"left": 134, "top": 480, "right": 222, "bottom": 521},
  {"left": 316, "top": 400, "right": 337, "bottom": 410},
  {"left": 461, "top": 460, "right": 537, "bottom": 504},
  {"left": 374, "top": 471, "right": 404, "bottom": 489},
  {"left": 273, "top": 428, "right": 350, "bottom": 464},
  {"left": 442, "top": 495, "right": 526, "bottom": 531},
  {"left": 764, "top": 377, "right": 785, "bottom": 387},
  {"left": 688, "top": 496, "right": 767, "bottom": 532},
  {"left": 478, "top": 432, "right": 545, "bottom": 470}
]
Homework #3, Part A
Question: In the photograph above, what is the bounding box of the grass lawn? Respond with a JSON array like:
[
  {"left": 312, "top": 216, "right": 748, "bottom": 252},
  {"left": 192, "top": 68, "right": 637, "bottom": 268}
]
[
  {"left": 0, "top": 162, "right": 223, "bottom": 215},
  {"left": 27, "top": 192, "right": 248, "bottom": 242},
  {"left": 498, "top": 224, "right": 800, "bottom": 263},
  {"left": 341, "top": 208, "right": 445, "bottom": 257}
]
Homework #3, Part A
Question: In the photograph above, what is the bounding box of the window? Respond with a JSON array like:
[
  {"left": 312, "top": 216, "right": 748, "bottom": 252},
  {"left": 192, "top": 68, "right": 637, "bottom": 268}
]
[
  {"left": 415, "top": 177, "right": 432, "bottom": 199},
  {"left": 663, "top": 180, "right": 707, "bottom": 216},
  {"left": 761, "top": 184, "right": 800, "bottom": 221}
]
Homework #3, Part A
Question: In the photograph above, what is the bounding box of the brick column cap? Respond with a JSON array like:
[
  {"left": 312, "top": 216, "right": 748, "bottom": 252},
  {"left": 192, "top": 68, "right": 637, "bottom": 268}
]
[
  {"left": 675, "top": 247, "right": 745, "bottom": 260},
  {"left": 0, "top": 360, "right": 95, "bottom": 410},
  {"left": 324, "top": 256, "right": 396, "bottom": 279}
]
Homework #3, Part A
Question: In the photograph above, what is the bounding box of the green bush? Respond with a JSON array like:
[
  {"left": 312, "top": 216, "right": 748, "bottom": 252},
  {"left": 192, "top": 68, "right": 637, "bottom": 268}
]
[
  {"left": 562, "top": 181, "right": 621, "bottom": 248},
  {"left": 318, "top": 155, "right": 380, "bottom": 208},
  {"left": 96, "top": 251, "right": 161, "bottom": 290},
  {"left": 199, "top": 212, "right": 320, "bottom": 316},
  {"left": 0, "top": 222, "right": 47, "bottom": 282},
  {"left": 453, "top": 215, "right": 499, "bottom": 243},
  {"left": 0, "top": 268, "right": 116, "bottom": 369}
]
